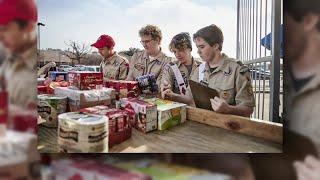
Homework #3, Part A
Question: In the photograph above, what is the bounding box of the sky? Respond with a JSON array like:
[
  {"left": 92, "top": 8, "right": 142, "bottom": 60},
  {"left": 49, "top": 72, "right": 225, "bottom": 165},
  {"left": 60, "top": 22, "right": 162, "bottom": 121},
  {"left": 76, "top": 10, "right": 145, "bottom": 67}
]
[{"left": 37, "top": 0, "right": 238, "bottom": 58}]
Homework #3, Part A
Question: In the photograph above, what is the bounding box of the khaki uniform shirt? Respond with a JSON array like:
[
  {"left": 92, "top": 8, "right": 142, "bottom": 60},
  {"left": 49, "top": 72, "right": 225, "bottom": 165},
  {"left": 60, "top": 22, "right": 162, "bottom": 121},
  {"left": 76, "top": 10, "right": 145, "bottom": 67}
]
[
  {"left": 0, "top": 44, "right": 37, "bottom": 111},
  {"left": 161, "top": 57, "right": 200, "bottom": 97},
  {"left": 126, "top": 50, "right": 171, "bottom": 86},
  {"left": 288, "top": 71, "right": 320, "bottom": 153},
  {"left": 100, "top": 53, "right": 129, "bottom": 81},
  {"left": 190, "top": 55, "right": 255, "bottom": 107}
]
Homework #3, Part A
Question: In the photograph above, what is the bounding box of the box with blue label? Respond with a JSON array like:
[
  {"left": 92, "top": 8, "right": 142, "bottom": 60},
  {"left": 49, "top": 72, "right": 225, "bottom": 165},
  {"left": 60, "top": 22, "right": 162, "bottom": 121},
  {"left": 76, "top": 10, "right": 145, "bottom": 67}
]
[{"left": 49, "top": 71, "right": 68, "bottom": 82}]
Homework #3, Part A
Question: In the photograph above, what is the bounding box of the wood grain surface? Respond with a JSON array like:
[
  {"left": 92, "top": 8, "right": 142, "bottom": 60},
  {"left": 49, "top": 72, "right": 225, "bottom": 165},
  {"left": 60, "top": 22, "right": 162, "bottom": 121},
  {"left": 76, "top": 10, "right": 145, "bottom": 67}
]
[{"left": 38, "top": 121, "right": 282, "bottom": 153}]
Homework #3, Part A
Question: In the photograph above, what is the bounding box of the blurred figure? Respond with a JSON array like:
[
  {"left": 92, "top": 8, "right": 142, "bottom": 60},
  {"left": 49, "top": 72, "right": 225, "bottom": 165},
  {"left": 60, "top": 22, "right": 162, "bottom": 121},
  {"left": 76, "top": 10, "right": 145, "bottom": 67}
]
[
  {"left": 285, "top": 0, "right": 320, "bottom": 179},
  {"left": 0, "top": 0, "right": 38, "bottom": 132},
  {"left": 91, "top": 34, "right": 129, "bottom": 81},
  {"left": 250, "top": 0, "right": 320, "bottom": 179}
]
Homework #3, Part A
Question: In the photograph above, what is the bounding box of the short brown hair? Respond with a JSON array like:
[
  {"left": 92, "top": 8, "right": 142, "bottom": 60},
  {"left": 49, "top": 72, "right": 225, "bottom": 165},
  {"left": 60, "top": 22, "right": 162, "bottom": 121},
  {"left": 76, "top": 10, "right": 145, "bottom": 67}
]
[
  {"left": 169, "top": 32, "right": 192, "bottom": 52},
  {"left": 193, "top": 24, "right": 224, "bottom": 51},
  {"left": 139, "top": 25, "right": 162, "bottom": 42}
]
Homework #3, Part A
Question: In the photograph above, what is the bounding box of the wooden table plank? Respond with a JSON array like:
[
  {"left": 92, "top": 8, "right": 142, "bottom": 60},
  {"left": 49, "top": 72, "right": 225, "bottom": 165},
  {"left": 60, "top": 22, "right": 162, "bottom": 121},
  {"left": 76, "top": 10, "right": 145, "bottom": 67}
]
[{"left": 38, "top": 121, "right": 282, "bottom": 153}]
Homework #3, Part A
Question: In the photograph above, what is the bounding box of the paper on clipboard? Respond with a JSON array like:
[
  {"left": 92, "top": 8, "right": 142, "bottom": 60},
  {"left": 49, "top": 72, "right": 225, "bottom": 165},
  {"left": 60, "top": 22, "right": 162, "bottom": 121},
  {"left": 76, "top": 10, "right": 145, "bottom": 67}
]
[{"left": 189, "top": 80, "right": 219, "bottom": 110}]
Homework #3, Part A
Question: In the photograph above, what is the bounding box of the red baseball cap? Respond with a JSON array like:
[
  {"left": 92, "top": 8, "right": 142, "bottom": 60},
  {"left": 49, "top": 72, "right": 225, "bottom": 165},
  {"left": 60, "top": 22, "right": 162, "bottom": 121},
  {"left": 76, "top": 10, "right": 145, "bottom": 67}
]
[
  {"left": 0, "top": 0, "right": 37, "bottom": 25},
  {"left": 91, "top": 34, "right": 115, "bottom": 49}
]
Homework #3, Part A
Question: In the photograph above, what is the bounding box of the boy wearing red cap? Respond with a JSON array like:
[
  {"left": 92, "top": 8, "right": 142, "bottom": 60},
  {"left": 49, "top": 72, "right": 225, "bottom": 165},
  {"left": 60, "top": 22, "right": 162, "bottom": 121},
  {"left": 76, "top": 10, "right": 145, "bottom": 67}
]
[
  {"left": 91, "top": 34, "right": 129, "bottom": 81},
  {"left": 0, "top": 0, "right": 38, "bottom": 131}
]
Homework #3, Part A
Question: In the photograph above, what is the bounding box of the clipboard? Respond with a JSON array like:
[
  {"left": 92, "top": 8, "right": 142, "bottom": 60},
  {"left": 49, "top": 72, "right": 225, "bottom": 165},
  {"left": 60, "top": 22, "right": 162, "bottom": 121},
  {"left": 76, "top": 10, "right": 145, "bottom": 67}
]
[{"left": 189, "top": 80, "right": 219, "bottom": 110}]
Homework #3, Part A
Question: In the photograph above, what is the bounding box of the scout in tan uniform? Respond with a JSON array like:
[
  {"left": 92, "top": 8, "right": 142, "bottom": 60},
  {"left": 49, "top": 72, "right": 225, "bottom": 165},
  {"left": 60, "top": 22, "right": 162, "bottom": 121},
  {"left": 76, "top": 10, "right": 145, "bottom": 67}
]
[
  {"left": 190, "top": 25, "right": 255, "bottom": 117},
  {"left": 160, "top": 32, "right": 200, "bottom": 105},
  {"left": 126, "top": 25, "right": 171, "bottom": 86},
  {"left": 284, "top": 0, "right": 320, "bottom": 178},
  {"left": 0, "top": 0, "right": 38, "bottom": 129},
  {"left": 91, "top": 34, "right": 129, "bottom": 81}
]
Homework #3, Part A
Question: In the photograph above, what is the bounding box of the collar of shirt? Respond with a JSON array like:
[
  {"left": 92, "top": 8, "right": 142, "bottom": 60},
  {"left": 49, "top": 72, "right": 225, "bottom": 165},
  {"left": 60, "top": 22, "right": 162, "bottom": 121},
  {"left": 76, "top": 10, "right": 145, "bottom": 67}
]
[
  {"left": 292, "top": 70, "right": 320, "bottom": 99},
  {"left": 204, "top": 53, "right": 230, "bottom": 75},
  {"left": 11, "top": 43, "right": 37, "bottom": 71},
  {"left": 143, "top": 49, "right": 165, "bottom": 63},
  {"left": 103, "top": 52, "right": 118, "bottom": 65}
]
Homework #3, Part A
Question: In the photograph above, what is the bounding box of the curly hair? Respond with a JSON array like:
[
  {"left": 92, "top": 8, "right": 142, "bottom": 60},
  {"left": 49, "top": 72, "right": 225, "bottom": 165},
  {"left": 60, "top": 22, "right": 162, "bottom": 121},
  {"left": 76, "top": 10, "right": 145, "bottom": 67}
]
[
  {"left": 169, "top": 32, "right": 192, "bottom": 52},
  {"left": 139, "top": 24, "right": 162, "bottom": 42}
]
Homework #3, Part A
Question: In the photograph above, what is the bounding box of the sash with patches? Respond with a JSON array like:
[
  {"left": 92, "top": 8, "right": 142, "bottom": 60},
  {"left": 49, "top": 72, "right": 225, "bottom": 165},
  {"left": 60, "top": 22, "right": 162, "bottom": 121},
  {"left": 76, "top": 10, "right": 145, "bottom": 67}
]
[{"left": 170, "top": 64, "right": 187, "bottom": 95}]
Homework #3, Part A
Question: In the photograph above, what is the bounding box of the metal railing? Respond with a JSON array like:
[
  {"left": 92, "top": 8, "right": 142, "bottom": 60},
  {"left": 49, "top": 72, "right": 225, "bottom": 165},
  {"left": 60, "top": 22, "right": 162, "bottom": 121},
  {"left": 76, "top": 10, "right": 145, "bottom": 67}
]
[{"left": 236, "top": 0, "right": 283, "bottom": 122}]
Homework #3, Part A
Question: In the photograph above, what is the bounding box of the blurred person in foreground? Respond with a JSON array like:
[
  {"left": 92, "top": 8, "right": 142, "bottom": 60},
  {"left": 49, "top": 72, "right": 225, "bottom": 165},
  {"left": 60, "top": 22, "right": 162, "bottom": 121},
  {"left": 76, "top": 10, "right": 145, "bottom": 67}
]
[
  {"left": 250, "top": 0, "right": 320, "bottom": 179},
  {"left": 0, "top": 0, "right": 38, "bottom": 132},
  {"left": 285, "top": 0, "right": 320, "bottom": 179}
]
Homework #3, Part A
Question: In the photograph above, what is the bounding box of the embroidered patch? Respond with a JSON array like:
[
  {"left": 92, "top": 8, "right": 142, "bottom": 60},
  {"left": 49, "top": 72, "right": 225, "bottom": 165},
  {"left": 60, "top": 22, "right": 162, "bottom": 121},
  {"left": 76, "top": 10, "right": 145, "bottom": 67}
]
[
  {"left": 223, "top": 67, "right": 232, "bottom": 76},
  {"left": 247, "top": 85, "right": 253, "bottom": 96},
  {"left": 134, "top": 63, "right": 145, "bottom": 71}
]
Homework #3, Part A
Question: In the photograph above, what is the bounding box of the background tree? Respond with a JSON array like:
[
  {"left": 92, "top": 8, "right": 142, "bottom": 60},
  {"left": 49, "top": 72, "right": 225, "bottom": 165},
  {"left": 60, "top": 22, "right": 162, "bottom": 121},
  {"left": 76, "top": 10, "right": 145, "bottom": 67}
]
[{"left": 62, "top": 41, "right": 91, "bottom": 66}]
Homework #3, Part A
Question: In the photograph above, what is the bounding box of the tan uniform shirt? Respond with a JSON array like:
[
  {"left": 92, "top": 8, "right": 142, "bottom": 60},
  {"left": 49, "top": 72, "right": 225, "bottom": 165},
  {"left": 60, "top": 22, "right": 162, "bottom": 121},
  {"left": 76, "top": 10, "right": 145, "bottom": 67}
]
[
  {"left": 126, "top": 50, "right": 171, "bottom": 86},
  {"left": 0, "top": 44, "right": 37, "bottom": 111},
  {"left": 190, "top": 55, "right": 255, "bottom": 107},
  {"left": 288, "top": 71, "right": 320, "bottom": 153},
  {"left": 100, "top": 53, "right": 129, "bottom": 81},
  {"left": 161, "top": 57, "right": 200, "bottom": 97}
]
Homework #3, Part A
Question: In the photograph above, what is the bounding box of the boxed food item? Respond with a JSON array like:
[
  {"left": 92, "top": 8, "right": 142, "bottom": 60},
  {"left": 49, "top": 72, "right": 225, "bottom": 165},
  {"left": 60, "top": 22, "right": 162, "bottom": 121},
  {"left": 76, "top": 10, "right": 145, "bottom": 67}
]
[
  {"left": 38, "top": 94, "right": 67, "bottom": 127},
  {"left": 144, "top": 98, "right": 187, "bottom": 130},
  {"left": 49, "top": 71, "right": 68, "bottom": 82},
  {"left": 68, "top": 71, "right": 103, "bottom": 90},
  {"left": 55, "top": 87, "right": 116, "bottom": 112},
  {"left": 57, "top": 112, "right": 109, "bottom": 153},
  {"left": 120, "top": 98, "right": 157, "bottom": 133},
  {"left": 136, "top": 74, "right": 158, "bottom": 95},
  {"left": 105, "top": 80, "right": 140, "bottom": 100},
  {"left": 115, "top": 160, "right": 233, "bottom": 180},
  {"left": 51, "top": 159, "right": 152, "bottom": 180},
  {"left": 80, "top": 106, "right": 132, "bottom": 148}
]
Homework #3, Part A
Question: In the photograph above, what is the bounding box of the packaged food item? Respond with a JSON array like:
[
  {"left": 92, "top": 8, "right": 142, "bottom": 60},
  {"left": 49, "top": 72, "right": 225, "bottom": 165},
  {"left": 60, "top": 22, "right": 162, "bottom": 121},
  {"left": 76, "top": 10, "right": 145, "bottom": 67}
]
[
  {"left": 120, "top": 98, "right": 157, "bottom": 133},
  {"left": 55, "top": 87, "right": 116, "bottom": 111},
  {"left": 49, "top": 71, "right": 68, "bottom": 82},
  {"left": 37, "top": 94, "right": 67, "bottom": 127},
  {"left": 57, "top": 112, "right": 109, "bottom": 153},
  {"left": 144, "top": 98, "right": 187, "bottom": 130},
  {"left": 80, "top": 106, "right": 132, "bottom": 148},
  {"left": 68, "top": 71, "right": 103, "bottom": 90},
  {"left": 105, "top": 80, "right": 140, "bottom": 100},
  {"left": 136, "top": 74, "right": 158, "bottom": 95}
]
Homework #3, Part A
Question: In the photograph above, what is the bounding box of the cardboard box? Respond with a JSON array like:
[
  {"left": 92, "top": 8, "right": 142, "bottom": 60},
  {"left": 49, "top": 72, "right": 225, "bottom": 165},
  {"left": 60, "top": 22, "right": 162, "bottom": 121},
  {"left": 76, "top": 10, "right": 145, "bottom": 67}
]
[
  {"left": 144, "top": 98, "right": 187, "bottom": 130},
  {"left": 68, "top": 72, "right": 103, "bottom": 90},
  {"left": 120, "top": 98, "right": 157, "bottom": 133},
  {"left": 49, "top": 71, "right": 68, "bottom": 82},
  {"left": 80, "top": 106, "right": 132, "bottom": 148},
  {"left": 0, "top": 91, "right": 8, "bottom": 130},
  {"left": 55, "top": 87, "right": 116, "bottom": 112},
  {"left": 51, "top": 159, "right": 151, "bottom": 180},
  {"left": 105, "top": 80, "right": 140, "bottom": 100}
]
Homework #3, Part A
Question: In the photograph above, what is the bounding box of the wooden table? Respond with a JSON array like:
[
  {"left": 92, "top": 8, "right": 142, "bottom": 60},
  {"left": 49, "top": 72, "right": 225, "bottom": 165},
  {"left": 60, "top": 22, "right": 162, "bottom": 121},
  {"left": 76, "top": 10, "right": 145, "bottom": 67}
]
[{"left": 38, "top": 120, "right": 281, "bottom": 153}]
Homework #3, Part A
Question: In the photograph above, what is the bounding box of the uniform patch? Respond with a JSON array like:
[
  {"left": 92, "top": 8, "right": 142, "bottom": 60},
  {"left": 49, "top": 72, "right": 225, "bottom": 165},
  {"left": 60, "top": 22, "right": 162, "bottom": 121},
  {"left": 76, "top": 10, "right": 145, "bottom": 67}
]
[
  {"left": 223, "top": 67, "right": 232, "bottom": 76},
  {"left": 221, "top": 91, "right": 230, "bottom": 100},
  {"left": 134, "top": 63, "right": 145, "bottom": 71},
  {"left": 247, "top": 85, "right": 253, "bottom": 96}
]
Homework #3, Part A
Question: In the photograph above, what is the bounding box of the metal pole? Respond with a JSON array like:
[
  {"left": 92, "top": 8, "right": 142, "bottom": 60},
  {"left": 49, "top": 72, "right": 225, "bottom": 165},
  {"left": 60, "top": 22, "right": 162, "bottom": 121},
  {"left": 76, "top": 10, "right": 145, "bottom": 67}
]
[
  {"left": 269, "top": 0, "right": 281, "bottom": 122},
  {"left": 236, "top": 0, "right": 240, "bottom": 59}
]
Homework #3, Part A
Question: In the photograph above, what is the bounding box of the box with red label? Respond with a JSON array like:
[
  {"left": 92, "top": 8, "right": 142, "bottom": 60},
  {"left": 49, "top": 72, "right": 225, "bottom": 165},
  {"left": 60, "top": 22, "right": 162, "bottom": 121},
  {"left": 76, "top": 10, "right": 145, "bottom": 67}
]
[
  {"left": 68, "top": 71, "right": 103, "bottom": 90},
  {"left": 80, "top": 106, "right": 132, "bottom": 148},
  {"left": 105, "top": 80, "right": 140, "bottom": 100},
  {"left": 120, "top": 98, "right": 157, "bottom": 133},
  {"left": 55, "top": 87, "right": 116, "bottom": 112}
]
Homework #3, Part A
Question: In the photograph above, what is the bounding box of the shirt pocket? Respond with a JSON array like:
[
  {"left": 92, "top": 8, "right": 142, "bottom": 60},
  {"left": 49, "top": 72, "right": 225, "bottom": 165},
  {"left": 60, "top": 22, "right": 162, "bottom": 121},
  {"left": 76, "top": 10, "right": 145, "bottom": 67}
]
[{"left": 217, "top": 83, "right": 236, "bottom": 105}]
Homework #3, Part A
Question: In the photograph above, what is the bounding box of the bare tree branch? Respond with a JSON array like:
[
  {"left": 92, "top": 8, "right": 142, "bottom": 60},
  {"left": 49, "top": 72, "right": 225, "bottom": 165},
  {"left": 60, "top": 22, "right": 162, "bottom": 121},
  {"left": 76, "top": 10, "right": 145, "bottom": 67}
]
[{"left": 62, "top": 41, "right": 91, "bottom": 65}]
